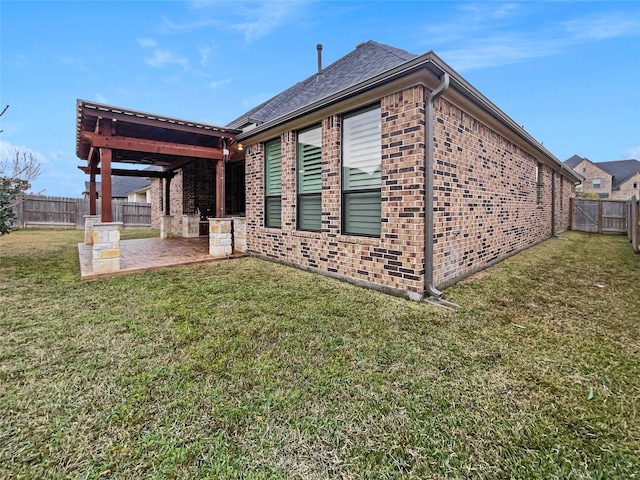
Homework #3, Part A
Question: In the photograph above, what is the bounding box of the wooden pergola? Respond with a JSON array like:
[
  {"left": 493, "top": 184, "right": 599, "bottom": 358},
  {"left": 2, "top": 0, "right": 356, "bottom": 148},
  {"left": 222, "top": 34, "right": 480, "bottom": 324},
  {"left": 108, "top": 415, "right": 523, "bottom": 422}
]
[{"left": 76, "top": 99, "right": 242, "bottom": 222}]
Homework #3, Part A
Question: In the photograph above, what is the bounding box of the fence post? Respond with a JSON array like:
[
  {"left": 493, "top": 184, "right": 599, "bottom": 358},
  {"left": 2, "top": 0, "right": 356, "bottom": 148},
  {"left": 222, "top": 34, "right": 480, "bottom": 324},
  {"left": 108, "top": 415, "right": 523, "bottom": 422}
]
[
  {"left": 570, "top": 197, "right": 575, "bottom": 231},
  {"left": 635, "top": 200, "right": 640, "bottom": 253},
  {"left": 629, "top": 201, "right": 632, "bottom": 241},
  {"left": 597, "top": 200, "right": 603, "bottom": 234}
]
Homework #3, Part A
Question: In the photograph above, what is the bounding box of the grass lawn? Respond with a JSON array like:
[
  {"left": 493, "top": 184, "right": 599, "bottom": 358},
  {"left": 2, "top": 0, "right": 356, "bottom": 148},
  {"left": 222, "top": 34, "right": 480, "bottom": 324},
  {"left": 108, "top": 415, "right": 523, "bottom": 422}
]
[{"left": 1, "top": 229, "right": 638, "bottom": 479}]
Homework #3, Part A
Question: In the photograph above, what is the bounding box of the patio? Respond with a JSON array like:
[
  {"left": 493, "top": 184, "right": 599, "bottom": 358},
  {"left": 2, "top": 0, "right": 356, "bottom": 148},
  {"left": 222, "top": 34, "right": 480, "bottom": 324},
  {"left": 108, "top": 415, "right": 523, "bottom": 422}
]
[{"left": 78, "top": 236, "right": 247, "bottom": 279}]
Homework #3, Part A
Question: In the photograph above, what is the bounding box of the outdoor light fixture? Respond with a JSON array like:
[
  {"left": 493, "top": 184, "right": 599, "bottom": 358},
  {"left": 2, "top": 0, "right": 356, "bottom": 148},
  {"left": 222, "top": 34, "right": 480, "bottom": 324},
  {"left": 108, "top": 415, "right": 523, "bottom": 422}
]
[{"left": 237, "top": 143, "right": 244, "bottom": 151}]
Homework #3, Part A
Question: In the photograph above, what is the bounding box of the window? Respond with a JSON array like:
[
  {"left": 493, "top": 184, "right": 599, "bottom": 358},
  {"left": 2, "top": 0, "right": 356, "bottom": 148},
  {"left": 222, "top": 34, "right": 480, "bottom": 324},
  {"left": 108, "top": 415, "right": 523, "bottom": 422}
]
[
  {"left": 592, "top": 178, "right": 601, "bottom": 189},
  {"left": 536, "top": 162, "right": 543, "bottom": 204},
  {"left": 633, "top": 182, "right": 638, "bottom": 189},
  {"left": 264, "top": 138, "right": 282, "bottom": 228},
  {"left": 342, "top": 105, "right": 382, "bottom": 236},
  {"left": 297, "top": 126, "right": 322, "bottom": 231}
]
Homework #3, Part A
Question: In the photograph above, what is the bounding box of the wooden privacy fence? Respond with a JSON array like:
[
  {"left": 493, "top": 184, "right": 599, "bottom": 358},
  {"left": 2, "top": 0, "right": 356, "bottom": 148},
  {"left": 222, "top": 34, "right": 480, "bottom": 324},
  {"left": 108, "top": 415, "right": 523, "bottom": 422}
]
[
  {"left": 570, "top": 198, "right": 627, "bottom": 234},
  {"left": 14, "top": 195, "right": 151, "bottom": 229},
  {"left": 629, "top": 196, "right": 640, "bottom": 253}
]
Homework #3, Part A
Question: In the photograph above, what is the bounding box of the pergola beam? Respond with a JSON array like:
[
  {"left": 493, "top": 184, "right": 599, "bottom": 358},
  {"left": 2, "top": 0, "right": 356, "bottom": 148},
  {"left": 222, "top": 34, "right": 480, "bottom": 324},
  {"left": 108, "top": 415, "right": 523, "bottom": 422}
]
[
  {"left": 87, "top": 108, "right": 238, "bottom": 141},
  {"left": 80, "top": 131, "right": 224, "bottom": 160},
  {"left": 78, "top": 166, "right": 169, "bottom": 178}
]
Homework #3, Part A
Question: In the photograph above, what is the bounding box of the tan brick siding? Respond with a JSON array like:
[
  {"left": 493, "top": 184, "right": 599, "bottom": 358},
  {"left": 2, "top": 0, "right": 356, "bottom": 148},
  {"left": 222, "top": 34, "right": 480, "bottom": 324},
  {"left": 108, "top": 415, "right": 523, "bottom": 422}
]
[
  {"left": 245, "top": 86, "right": 428, "bottom": 296},
  {"left": 612, "top": 172, "right": 640, "bottom": 200},
  {"left": 574, "top": 159, "right": 612, "bottom": 197},
  {"left": 241, "top": 85, "right": 575, "bottom": 297},
  {"left": 431, "top": 98, "right": 572, "bottom": 288}
]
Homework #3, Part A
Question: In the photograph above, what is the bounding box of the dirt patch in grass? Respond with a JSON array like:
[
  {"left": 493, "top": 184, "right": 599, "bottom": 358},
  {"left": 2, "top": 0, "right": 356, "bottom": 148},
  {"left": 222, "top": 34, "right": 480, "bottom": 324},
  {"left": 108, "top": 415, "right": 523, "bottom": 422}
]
[{"left": 1, "top": 230, "right": 638, "bottom": 479}]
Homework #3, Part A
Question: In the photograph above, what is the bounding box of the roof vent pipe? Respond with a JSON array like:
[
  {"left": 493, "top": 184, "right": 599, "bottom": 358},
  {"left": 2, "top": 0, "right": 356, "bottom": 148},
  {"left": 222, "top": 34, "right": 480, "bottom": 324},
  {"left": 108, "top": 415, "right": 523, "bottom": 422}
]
[{"left": 317, "top": 44, "right": 323, "bottom": 74}]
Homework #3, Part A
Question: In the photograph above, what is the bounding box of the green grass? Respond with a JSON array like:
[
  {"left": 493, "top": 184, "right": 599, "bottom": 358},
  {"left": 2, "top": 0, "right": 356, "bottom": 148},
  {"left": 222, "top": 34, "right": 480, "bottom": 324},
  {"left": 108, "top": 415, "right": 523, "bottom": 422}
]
[{"left": 1, "top": 229, "right": 638, "bottom": 479}]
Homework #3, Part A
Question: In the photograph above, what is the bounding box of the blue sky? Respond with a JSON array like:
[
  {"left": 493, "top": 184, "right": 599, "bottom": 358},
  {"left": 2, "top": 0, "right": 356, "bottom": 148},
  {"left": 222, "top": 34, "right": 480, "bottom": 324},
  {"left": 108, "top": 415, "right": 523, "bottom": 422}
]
[{"left": 1, "top": 0, "right": 639, "bottom": 197}]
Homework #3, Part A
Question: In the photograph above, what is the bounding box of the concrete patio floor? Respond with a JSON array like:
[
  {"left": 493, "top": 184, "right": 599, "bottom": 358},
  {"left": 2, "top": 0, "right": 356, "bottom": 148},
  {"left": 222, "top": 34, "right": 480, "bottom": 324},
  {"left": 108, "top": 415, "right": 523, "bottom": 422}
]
[{"left": 78, "top": 236, "right": 247, "bottom": 278}]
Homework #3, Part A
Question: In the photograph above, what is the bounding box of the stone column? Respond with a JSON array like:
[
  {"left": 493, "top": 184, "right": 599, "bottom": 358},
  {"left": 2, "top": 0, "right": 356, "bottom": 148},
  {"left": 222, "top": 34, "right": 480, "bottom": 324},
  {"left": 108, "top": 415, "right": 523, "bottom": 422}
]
[
  {"left": 182, "top": 214, "right": 200, "bottom": 238},
  {"left": 209, "top": 218, "right": 232, "bottom": 257},
  {"left": 84, "top": 215, "right": 102, "bottom": 245},
  {"left": 233, "top": 217, "right": 247, "bottom": 253},
  {"left": 92, "top": 222, "right": 122, "bottom": 274},
  {"left": 160, "top": 215, "right": 174, "bottom": 239}
]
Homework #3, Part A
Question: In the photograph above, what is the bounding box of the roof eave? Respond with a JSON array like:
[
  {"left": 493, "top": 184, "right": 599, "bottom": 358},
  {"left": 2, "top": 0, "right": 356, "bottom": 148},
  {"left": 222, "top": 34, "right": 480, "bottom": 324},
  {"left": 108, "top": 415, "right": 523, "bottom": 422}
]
[{"left": 237, "top": 51, "right": 581, "bottom": 183}]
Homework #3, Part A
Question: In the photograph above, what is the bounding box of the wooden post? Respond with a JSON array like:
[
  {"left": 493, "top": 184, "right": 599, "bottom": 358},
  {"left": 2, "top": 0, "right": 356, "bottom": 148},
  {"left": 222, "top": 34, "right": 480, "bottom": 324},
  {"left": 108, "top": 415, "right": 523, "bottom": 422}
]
[
  {"left": 164, "top": 174, "right": 172, "bottom": 216},
  {"left": 216, "top": 159, "right": 225, "bottom": 218},
  {"left": 570, "top": 197, "right": 575, "bottom": 231},
  {"left": 635, "top": 200, "right": 640, "bottom": 253},
  {"left": 597, "top": 199, "right": 603, "bottom": 234},
  {"left": 100, "top": 148, "right": 112, "bottom": 222},
  {"left": 89, "top": 168, "right": 97, "bottom": 215}
]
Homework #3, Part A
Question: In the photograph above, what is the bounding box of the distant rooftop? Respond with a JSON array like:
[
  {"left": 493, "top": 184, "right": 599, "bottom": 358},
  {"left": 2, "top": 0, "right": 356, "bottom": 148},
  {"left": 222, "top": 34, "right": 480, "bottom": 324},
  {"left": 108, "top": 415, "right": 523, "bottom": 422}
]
[
  {"left": 565, "top": 155, "right": 640, "bottom": 189},
  {"left": 84, "top": 176, "right": 150, "bottom": 198}
]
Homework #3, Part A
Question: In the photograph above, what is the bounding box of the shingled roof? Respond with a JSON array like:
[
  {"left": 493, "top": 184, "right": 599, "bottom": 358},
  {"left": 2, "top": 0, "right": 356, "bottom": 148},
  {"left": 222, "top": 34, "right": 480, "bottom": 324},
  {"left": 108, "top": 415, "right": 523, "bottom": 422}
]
[
  {"left": 564, "top": 155, "right": 584, "bottom": 170},
  {"left": 84, "top": 176, "right": 151, "bottom": 198},
  {"left": 565, "top": 155, "right": 640, "bottom": 189},
  {"left": 227, "top": 40, "right": 417, "bottom": 129},
  {"left": 601, "top": 159, "right": 640, "bottom": 189}
]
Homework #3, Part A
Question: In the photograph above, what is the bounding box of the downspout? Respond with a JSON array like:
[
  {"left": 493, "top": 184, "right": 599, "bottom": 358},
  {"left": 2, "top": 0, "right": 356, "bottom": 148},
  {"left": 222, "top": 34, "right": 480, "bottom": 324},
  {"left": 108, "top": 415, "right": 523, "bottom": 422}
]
[
  {"left": 424, "top": 73, "right": 450, "bottom": 300},
  {"left": 551, "top": 169, "right": 556, "bottom": 237}
]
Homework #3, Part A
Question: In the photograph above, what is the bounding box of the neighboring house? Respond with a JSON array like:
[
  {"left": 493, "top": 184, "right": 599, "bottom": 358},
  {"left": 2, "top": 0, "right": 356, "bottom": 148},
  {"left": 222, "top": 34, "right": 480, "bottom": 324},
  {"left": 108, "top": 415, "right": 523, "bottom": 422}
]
[
  {"left": 225, "top": 40, "right": 580, "bottom": 300},
  {"left": 565, "top": 155, "right": 640, "bottom": 200},
  {"left": 83, "top": 176, "right": 151, "bottom": 202}
]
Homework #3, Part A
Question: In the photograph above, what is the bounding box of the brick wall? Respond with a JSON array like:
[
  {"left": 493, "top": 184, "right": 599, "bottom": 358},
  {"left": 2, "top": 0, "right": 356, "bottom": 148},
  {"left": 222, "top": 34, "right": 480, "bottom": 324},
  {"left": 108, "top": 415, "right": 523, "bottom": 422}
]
[
  {"left": 149, "top": 160, "right": 218, "bottom": 231},
  {"left": 245, "top": 86, "right": 428, "bottom": 297},
  {"left": 431, "top": 97, "right": 571, "bottom": 288},
  {"left": 181, "top": 159, "right": 217, "bottom": 218},
  {"left": 244, "top": 85, "right": 575, "bottom": 297}
]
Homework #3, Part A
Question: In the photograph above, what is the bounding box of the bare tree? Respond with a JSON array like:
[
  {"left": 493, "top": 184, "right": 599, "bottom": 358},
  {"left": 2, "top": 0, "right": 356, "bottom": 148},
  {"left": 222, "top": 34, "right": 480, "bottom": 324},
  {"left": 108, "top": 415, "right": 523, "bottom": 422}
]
[
  {"left": 1, "top": 148, "right": 43, "bottom": 234},
  {"left": 1, "top": 149, "right": 42, "bottom": 186},
  {"left": 0, "top": 104, "right": 8, "bottom": 133}
]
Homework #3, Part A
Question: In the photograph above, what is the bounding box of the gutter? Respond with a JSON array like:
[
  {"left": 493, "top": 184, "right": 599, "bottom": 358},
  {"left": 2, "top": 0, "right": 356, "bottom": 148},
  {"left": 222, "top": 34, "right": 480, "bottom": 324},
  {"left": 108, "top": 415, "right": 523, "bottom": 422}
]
[
  {"left": 236, "top": 52, "right": 581, "bottom": 185},
  {"left": 423, "top": 73, "right": 458, "bottom": 308}
]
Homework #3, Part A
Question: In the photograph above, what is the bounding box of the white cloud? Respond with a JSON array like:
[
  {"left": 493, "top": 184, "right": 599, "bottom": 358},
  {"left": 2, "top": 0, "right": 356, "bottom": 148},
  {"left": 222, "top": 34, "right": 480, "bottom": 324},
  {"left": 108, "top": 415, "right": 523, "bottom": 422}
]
[
  {"left": 138, "top": 37, "right": 190, "bottom": 70},
  {"left": 209, "top": 78, "right": 232, "bottom": 89},
  {"left": 160, "top": 14, "right": 217, "bottom": 32},
  {"left": 145, "top": 49, "right": 189, "bottom": 69},
  {"left": 95, "top": 93, "right": 108, "bottom": 103},
  {"left": 563, "top": 12, "right": 640, "bottom": 41},
  {"left": 0, "top": 140, "right": 83, "bottom": 196},
  {"left": 623, "top": 146, "right": 640, "bottom": 159},
  {"left": 199, "top": 45, "right": 212, "bottom": 66},
  {"left": 422, "top": 4, "right": 640, "bottom": 72},
  {"left": 230, "top": 1, "right": 304, "bottom": 42},
  {"left": 0, "top": 140, "right": 47, "bottom": 166},
  {"left": 138, "top": 38, "right": 158, "bottom": 48},
  {"left": 162, "top": 1, "right": 308, "bottom": 42},
  {"left": 57, "top": 55, "right": 74, "bottom": 65}
]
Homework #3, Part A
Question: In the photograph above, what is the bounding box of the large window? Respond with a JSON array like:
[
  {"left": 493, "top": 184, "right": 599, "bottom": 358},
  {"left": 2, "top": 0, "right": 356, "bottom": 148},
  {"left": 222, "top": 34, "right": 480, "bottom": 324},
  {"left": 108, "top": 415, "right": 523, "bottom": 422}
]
[
  {"left": 297, "top": 126, "right": 322, "bottom": 231},
  {"left": 265, "top": 138, "right": 282, "bottom": 228},
  {"left": 592, "top": 178, "right": 601, "bottom": 189},
  {"left": 342, "top": 105, "right": 381, "bottom": 236}
]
